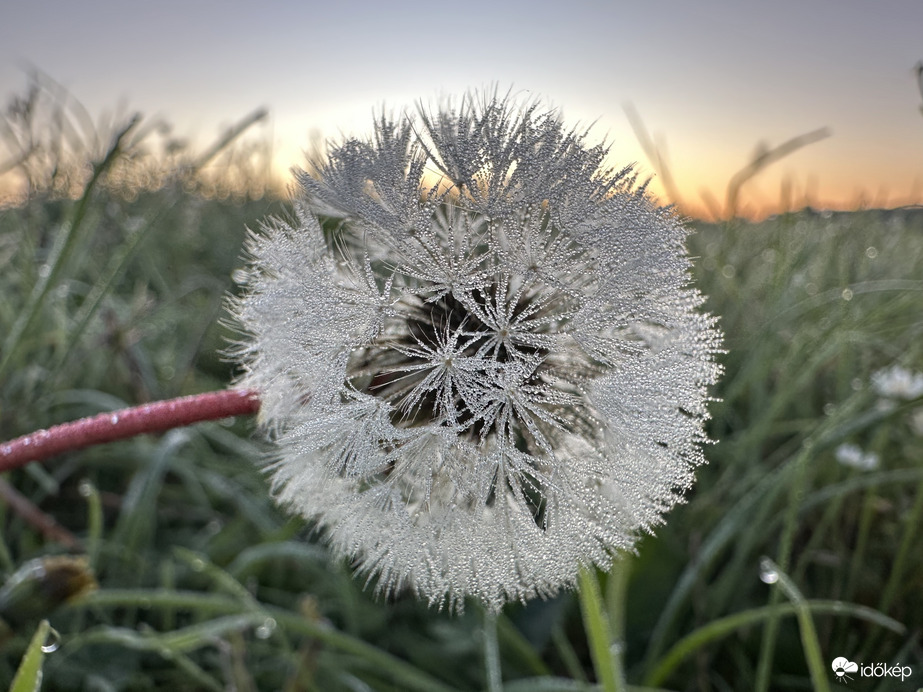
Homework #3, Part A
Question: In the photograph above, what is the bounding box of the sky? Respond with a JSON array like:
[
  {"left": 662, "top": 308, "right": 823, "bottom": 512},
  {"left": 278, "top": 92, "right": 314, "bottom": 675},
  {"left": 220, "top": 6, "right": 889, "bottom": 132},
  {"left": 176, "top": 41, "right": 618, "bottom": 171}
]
[{"left": 1, "top": 0, "right": 921, "bottom": 218}]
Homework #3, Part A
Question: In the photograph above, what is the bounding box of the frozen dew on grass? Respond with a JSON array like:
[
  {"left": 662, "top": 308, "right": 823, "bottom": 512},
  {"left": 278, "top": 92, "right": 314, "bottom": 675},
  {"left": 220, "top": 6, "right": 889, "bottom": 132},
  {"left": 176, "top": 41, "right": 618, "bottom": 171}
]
[{"left": 229, "top": 90, "right": 723, "bottom": 610}]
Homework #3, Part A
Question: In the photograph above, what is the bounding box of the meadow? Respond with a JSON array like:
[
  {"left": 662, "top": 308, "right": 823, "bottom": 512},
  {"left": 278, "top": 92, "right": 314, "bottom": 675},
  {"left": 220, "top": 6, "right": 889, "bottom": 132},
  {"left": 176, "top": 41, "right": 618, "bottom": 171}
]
[{"left": 1, "top": 83, "right": 921, "bottom": 691}]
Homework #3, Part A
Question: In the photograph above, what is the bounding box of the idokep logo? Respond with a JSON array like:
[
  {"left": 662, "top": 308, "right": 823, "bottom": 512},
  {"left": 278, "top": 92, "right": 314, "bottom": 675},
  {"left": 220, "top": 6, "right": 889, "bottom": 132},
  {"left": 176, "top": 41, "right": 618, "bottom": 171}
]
[
  {"left": 831, "top": 658, "right": 858, "bottom": 683},
  {"left": 831, "top": 657, "right": 913, "bottom": 684}
]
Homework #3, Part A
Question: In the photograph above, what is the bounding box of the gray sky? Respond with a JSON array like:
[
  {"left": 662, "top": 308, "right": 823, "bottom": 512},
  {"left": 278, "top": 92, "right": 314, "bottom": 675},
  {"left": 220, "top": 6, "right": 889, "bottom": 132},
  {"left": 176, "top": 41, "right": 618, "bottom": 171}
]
[{"left": 2, "top": 0, "right": 921, "bottom": 216}]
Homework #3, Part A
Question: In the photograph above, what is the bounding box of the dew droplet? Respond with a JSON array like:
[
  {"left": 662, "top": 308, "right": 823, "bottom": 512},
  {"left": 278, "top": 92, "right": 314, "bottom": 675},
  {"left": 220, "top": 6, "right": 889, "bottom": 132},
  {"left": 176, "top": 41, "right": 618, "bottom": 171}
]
[
  {"left": 1, "top": 444, "right": 11, "bottom": 455},
  {"left": 759, "top": 558, "right": 779, "bottom": 584},
  {"left": 110, "top": 414, "right": 120, "bottom": 424},
  {"left": 609, "top": 640, "right": 625, "bottom": 655},
  {"left": 189, "top": 558, "right": 206, "bottom": 572},
  {"left": 41, "top": 627, "right": 61, "bottom": 653},
  {"left": 255, "top": 617, "right": 277, "bottom": 639},
  {"left": 78, "top": 479, "right": 95, "bottom": 497},
  {"left": 841, "top": 288, "right": 853, "bottom": 301}
]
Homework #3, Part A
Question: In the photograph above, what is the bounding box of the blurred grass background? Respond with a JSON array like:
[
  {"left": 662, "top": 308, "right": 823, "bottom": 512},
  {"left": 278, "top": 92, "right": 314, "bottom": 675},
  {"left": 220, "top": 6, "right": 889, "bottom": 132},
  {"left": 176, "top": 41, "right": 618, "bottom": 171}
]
[{"left": 0, "top": 78, "right": 921, "bottom": 691}]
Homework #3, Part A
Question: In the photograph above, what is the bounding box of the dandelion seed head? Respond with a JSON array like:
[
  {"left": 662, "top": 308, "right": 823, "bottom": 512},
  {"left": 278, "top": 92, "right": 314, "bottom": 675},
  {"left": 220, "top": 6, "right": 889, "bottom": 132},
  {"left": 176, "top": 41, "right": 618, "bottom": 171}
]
[{"left": 229, "top": 89, "right": 723, "bottom": 611}]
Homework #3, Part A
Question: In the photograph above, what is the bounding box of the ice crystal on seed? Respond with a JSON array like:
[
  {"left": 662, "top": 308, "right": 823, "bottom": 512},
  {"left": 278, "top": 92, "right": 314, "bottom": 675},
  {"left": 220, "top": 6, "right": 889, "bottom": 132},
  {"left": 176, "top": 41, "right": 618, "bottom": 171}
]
[{"left": 229, "top": 90, "right": 722, "bottom": 611}]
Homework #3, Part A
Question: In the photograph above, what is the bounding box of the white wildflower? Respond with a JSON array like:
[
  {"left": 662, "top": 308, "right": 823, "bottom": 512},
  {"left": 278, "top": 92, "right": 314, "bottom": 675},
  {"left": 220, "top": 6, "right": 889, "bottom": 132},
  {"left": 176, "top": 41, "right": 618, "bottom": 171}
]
[
  {"left": 229, "top": 90, "right": 722, "bottom": 610},
  {"left": 834, "top": 443, "right": 880, "bottom": 471},
  {"left": 871, "top": 365, "right": 923, "bottom": 400}
]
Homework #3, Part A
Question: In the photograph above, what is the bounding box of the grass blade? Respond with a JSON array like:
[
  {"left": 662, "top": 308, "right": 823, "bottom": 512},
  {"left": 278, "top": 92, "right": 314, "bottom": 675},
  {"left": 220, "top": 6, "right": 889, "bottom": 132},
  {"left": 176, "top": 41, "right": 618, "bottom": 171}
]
[{"left": 10, "top": 619, "right": 52, "bottom": 692}]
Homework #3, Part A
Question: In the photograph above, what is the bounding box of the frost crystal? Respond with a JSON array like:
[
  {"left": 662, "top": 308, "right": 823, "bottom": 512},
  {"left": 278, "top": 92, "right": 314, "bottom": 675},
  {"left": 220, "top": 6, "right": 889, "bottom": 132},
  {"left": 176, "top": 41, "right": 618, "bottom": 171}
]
[{"left": 230, "top": 90, "right": 722, "bottom": 611}]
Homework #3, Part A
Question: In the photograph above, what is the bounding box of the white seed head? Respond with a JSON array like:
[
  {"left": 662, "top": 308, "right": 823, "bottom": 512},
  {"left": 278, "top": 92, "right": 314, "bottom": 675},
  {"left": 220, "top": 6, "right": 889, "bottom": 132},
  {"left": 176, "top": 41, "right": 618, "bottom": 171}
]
[
  {"left": 834, "top": 443, "right": 880, "bottom": 471},
  {"left": 871, "top": 365, "right": 923, "bottom": 401},
  {"left": 229, "top": 89, "right": 723, "bottom": 611}
]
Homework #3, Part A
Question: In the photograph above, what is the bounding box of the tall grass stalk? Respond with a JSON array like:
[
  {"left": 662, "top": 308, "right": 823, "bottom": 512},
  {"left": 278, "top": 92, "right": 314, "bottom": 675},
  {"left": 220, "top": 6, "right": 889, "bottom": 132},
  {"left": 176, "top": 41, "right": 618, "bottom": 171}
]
[
  {"left": 758, "top": 558, "right": 831, "bottom": 692},
  {"left": 0, "top": 117, "right": 138, "bottom": 382}
]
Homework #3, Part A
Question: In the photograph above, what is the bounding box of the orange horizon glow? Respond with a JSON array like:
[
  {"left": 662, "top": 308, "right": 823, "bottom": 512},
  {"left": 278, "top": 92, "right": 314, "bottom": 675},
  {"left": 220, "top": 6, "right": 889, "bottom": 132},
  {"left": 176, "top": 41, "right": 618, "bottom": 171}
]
[
  {"left": 3, "top": 150, "right": 920, "bottom": 223},
  {"left": 2, "top": 114, "right": 921, "bottom": 223}
]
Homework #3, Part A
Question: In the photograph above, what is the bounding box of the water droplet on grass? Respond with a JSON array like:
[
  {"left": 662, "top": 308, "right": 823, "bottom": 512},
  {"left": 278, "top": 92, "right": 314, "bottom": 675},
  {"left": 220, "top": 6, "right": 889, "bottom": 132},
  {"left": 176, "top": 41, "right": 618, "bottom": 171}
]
[
  {"left": 255, "top": 617, "right": 277, "bottom": 639},
  {"left": 759, "top": 569, "right": 778, "bottom": 584},
  {"left": 759, "top": 558, "right": 779, "bottom": 584},
  {"left": 41, "top": 628, "right": 61, "bottom": 653}
]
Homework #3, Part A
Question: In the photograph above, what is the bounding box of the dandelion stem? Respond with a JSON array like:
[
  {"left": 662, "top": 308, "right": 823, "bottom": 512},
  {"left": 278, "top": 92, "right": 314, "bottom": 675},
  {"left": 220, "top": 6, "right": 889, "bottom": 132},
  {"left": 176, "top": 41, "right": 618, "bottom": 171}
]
[
  {"left": 578, "top": 566, "right": 627, "bottom": 692},
  {"left": 482, "top": 609, "right": 502, "bottom": 692},
  {"left": 0, "top": 389, "right": 260, "bottom": 472}
]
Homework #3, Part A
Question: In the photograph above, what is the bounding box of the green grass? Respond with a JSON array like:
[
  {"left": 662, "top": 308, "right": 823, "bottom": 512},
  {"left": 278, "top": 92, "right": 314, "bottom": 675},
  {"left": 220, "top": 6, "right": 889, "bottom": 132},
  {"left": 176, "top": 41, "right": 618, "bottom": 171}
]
[{"left": 1, "top": 85, "right": 922, "bottom": 690}]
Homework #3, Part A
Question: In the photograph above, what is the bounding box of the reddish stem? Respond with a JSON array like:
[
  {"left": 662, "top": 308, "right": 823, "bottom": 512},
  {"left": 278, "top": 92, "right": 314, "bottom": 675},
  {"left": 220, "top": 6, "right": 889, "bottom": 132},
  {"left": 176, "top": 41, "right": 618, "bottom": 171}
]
[{"left": 0, "top": 389, "right": 261, "bottom": 472}]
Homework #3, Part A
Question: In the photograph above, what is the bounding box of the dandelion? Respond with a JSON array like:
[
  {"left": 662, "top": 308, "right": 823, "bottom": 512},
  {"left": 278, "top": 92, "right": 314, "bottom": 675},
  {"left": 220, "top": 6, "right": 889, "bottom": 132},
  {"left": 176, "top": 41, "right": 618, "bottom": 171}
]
[
  {"left": 229, "top": 90, "right": 723, "bottom": 610},
  {"left": 834, "top": 443, "right": 880, "bottom": 471}
]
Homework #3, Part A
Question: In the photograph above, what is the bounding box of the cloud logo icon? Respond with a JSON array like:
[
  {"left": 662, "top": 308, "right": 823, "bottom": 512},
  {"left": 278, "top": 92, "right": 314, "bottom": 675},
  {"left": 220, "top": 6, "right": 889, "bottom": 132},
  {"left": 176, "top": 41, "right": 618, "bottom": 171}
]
[{"left": 831, "top": 657, "right": 858, "bottom": 682}]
